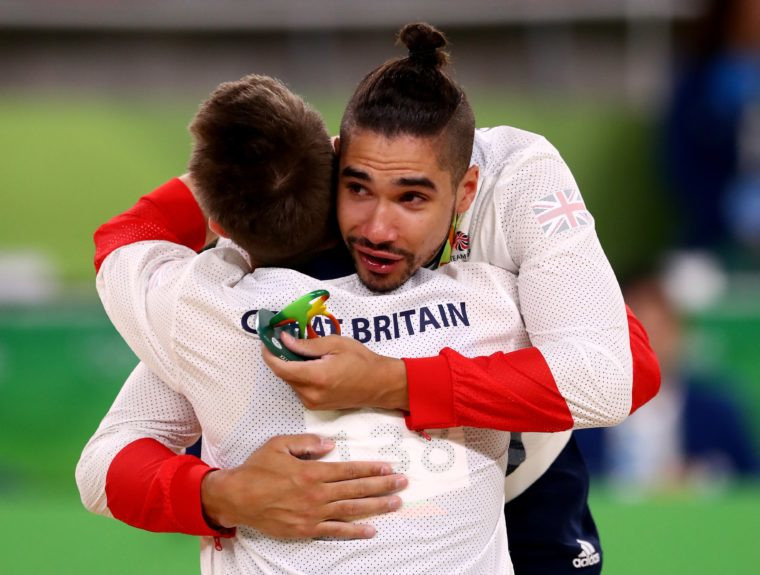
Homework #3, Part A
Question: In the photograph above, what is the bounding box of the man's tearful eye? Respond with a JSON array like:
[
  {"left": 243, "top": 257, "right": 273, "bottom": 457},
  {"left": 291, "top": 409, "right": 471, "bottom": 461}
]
[
  {"left": 399, "top": 192, "right": 426, "bottom": 205},
  {"left": 346, "top": 183, "right": 368, "bottom": 196}
]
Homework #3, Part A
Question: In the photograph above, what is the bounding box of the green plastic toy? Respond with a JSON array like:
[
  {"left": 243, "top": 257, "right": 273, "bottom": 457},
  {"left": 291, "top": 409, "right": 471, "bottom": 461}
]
[{"left": 257, "top": 289, "right": 341, "bottom": 361}]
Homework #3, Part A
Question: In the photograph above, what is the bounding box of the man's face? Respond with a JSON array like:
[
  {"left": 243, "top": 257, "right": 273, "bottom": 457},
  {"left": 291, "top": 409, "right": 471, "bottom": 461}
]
[{"left": 337, "top": 130, "right": 477, "bottom": 293}]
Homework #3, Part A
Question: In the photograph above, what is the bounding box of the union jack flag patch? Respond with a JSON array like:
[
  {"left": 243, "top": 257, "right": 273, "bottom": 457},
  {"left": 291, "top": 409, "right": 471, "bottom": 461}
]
[{"left": 531, "top": 188, "right": 592, "bottom": 237}]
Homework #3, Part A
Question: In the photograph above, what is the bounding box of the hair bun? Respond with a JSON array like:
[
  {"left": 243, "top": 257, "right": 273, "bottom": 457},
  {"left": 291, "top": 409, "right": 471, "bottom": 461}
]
[{"left": 398, "top": 22, "right": 449, "bottom": 67}]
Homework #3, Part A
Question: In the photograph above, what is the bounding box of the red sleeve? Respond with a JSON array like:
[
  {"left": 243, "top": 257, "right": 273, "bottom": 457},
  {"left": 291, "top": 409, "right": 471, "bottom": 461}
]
[
  {"left": 96, "top": 181, "right": 224, "bottom": 535},
  {"left": 404, "top": 305, "right": 660, "bottom": 431},
  {"left": 625, "top": 304, "right": 661, "bottom": 413},
  {"left": 94, "top": 178, "right": 207, "bottom": 272},
  {"left": 106, "top": 438, "right": 234, "bottom": 537}
]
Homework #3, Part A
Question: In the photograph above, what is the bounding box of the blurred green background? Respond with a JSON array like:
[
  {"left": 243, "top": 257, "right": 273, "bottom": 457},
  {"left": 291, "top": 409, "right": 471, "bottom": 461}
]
[
  {"left": 2, "top": 95, "right": 759, "bottom": 573},
  {"left": 2, "top": 2, "right": 760, "bottom": 573}
]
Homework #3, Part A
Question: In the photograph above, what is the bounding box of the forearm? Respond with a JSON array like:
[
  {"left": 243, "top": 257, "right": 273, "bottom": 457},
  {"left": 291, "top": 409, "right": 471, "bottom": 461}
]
[
  {"left": 94, "top": 179, "right": 227, "bottom": 385},
  {"left": 404, "top": 306, "right": 659, "bottom": 432},
  {"left": 75, "top": 363, "right": 226, "bottom": 536},
  {"left": 105, "top": 438, "right": 230, "bottom": 537},
  {"left": 93, "top": 177, "right": 208, "bottom": 272},
  {"left": 404, "top": 346, "right": 571, "bottom": 432},
  {"left": 403, "top": 144, "right": 659, "bottom": 432},
  {"left": 627, "top": 305, "right": 661, "bottom": 414}
]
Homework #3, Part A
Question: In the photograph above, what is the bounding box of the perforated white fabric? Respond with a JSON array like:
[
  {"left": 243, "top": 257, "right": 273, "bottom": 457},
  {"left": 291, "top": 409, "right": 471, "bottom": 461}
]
[
  {"left": 75, "top": 363, "right": 201, "bottom": 515},
  {"left": 97, "top": 243, "right": 521, "bottom": 575},
  {"left": 78, "top": 125, "right": 633, "bottom": 570},
  {"left": 462, "top": 126, "right": 632, "bottom": 499}
]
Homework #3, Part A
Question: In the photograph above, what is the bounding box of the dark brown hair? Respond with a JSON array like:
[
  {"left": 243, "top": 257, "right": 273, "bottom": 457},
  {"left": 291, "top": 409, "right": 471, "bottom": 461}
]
[
  {"left": 340, "top": 22, "right": 475, "bottom": 185},
  {"left": 189, "top": 74, "right": 336, "bottom": 266}
]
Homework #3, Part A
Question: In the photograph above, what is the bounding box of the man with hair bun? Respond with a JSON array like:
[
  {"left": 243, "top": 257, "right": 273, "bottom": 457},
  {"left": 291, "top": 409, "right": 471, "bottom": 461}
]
[
  {"left": 78, "top": 23, "right": 659, "bottom": 575},
  {"left": 268, "top": 22, "right": 660, "bottom": 574},
  {"left": 84, "top": 71, "right": 522, "bottom": 574}
]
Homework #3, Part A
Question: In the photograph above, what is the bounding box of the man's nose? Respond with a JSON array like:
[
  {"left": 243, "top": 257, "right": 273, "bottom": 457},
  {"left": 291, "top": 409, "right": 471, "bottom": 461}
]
[{"left": 362, "top": 202, "right": 398, "bottom": 245}]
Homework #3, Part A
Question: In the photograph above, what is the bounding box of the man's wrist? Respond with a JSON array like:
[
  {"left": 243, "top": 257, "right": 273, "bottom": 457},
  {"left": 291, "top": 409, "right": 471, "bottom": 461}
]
[
  {"left": 200, "top": 468, "right": 235, "bottom": 530},
  {"left": 378, "top": 357, "right": 409, "bottom": 411}
]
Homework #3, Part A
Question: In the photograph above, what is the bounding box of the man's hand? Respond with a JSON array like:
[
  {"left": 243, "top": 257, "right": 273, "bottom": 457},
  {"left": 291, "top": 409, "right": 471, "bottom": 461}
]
[
  {"left": 262, "top": 333, "right": 409, "bottom": 411},
  {"left": 201, "top": 434, "right": 407, "bottom": 539}
]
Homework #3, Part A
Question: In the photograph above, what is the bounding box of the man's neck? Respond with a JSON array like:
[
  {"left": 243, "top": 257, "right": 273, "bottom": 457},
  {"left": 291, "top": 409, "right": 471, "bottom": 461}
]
[{"left": 292, "top": 243, "right": 355, "bottom": 281}]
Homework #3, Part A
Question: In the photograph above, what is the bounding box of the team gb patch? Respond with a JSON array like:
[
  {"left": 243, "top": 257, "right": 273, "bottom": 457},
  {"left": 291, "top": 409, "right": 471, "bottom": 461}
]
[{"left": 531, "top": 188, "right": 592, "bottom": 237}]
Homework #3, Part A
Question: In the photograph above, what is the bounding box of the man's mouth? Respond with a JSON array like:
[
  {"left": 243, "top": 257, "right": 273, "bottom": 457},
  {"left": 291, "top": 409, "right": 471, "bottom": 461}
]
[{"left": 354, "top": 246, "right": 404, "bottom": 275}]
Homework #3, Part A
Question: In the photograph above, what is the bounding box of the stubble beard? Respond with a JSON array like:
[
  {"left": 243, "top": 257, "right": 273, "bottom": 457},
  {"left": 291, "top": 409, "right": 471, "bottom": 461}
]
[
  {"left": 346, "top": 233, "right": 448, "bottom": 294},
  {"left": 346, "top": 203, "right": 457, "bottom": 293}
]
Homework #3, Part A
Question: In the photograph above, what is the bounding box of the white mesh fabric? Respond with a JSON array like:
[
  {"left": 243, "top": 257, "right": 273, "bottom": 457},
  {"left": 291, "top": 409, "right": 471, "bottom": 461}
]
[
  {"left": 463, "top": 127, "right": 632, "bottom": 500},
  {"left": 75, "top": 363, "right": 201, "bottom": 515},
  {"left": 97, "top": 245, "right": 520, "bottom": 575}
]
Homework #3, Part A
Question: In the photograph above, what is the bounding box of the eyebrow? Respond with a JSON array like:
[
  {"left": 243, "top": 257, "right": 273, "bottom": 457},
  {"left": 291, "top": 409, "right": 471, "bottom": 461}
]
[
  {"left": 341, "top": 166, "right": 438, "bottom": 192},
  {"left": 341, "top": 166, "right": 371, "bottom": 181},
  {"left": 394, "top": 176, "right": 437, "bottom": 191}
]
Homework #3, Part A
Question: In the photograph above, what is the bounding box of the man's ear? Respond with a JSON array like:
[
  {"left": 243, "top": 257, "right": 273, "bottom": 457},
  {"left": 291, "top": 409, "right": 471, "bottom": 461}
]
[
  {"left": 455, "top": 164, "right": 479, "bottom": 214},
  {"left": 208, "top": 219, "right": 229, "bottom": 238},
  {"left": 332, "top": 136, "right": 340, "bottom": 154}
]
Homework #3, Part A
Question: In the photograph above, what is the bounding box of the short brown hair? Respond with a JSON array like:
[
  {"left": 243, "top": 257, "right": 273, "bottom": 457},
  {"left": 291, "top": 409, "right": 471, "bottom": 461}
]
[
  {"left": 189, "top": 74, "right": 336, "bottom": 266},
  {"left": 340, "top": 23, "right": 475, "bottom": 186}
]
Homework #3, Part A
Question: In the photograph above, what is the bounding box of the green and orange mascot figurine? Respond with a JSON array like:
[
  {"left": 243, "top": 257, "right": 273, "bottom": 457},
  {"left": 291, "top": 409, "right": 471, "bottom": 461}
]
[{"left": 257, "top": 290, "right": 341, "bottom": 361}]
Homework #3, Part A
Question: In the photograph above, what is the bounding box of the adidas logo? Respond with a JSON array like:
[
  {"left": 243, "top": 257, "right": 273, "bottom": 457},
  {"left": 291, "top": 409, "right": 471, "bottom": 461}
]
[{"left": 572, "top": 539, "right": 600, "bottom": 569}]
